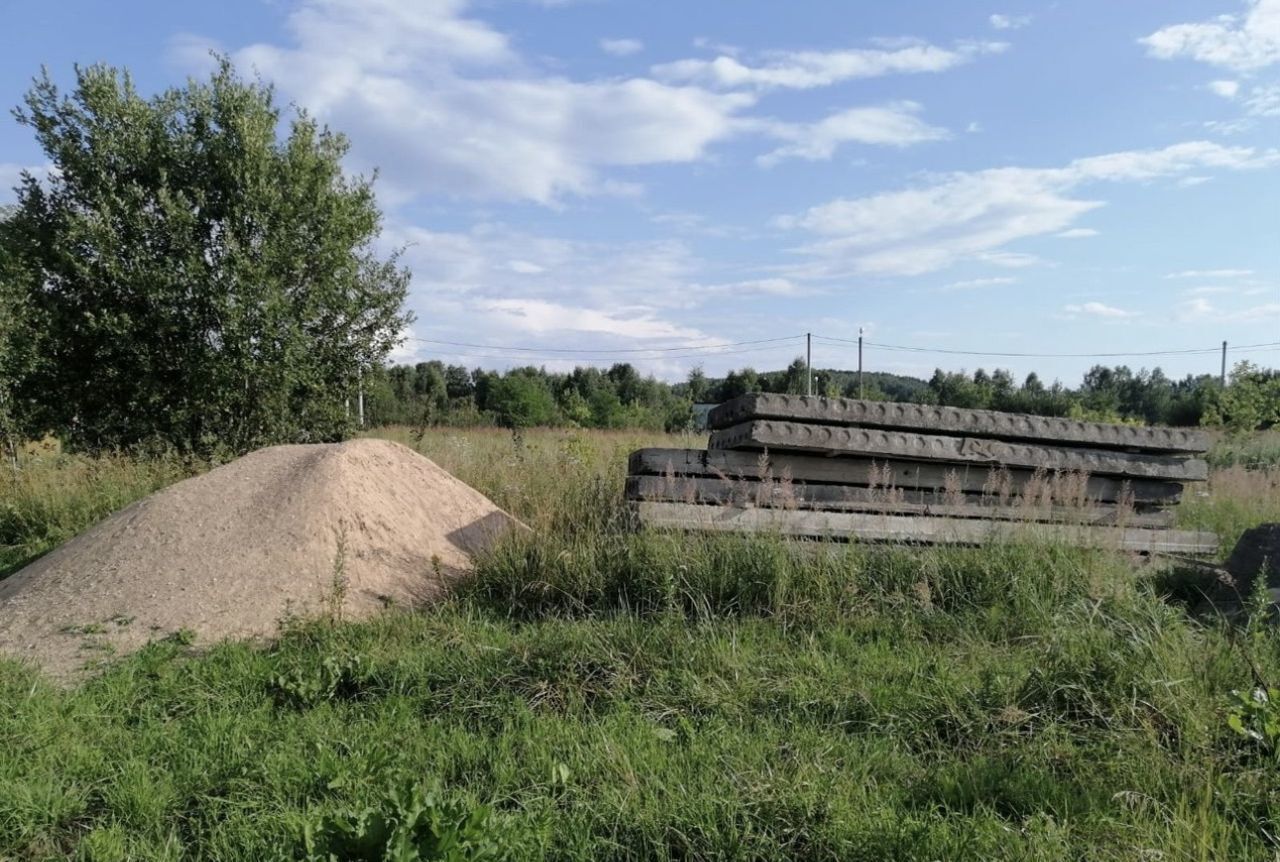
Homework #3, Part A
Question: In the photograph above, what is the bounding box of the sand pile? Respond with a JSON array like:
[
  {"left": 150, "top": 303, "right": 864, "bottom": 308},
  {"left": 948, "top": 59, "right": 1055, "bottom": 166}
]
[{"left": 0, "top": 438, "right": 523, "bottom": 676}]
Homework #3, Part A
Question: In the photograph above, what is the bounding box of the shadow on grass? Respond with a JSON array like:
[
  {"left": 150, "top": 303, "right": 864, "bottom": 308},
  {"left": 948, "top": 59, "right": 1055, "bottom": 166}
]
[{"left": 0, "top": 546, "right": 51, "bottom": 581}]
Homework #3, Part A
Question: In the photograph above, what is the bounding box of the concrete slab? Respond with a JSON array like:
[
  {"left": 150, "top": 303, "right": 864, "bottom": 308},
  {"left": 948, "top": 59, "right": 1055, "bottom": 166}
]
[
  {"left": 709, "top": 420, "right": 1208, "bottom": 481},
  {"left": 628, "top": 448, "right": 1185, "bottom": 504},
  {"left": 634, "top": 501, "right": 1219, "bottom": 555},
  {"left": 625, "top": 475, "right": 1175, "bottom": 528},
  {"left": 708, "top": 394, "right": 1210, "bottom": 454}
]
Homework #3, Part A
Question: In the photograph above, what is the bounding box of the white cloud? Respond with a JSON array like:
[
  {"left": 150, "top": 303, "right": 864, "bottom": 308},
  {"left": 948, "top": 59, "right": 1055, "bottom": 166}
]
[
  {"left": 1176, "top": 297, "right": 1217, "bottom": 321},
  {"left": 188, "top": 2, "right": 1012, "bottom": 203},
  {"left": 1056, "top": 227, "right": 1099, "bottom": 238},
  {"left": 166, "top": 32, "right": 223, "bottom": 74},
  {"left": 1176, "top": 296, "right": 1280, "bottom": 322},
  {"left": 388, "top": 223, "right": 702, "bottom": 308},
  {"left": 1063, "top": 301, "right": 1138, "bottom": 319},
  {"left": 1141, "top": 0, "right": 1280, "bottom": 72},
  {"left": 1209, "top": 78, "right": 1242, "bottom": 97},
  {"left": 478, "top": 298, "right": 714, "bottom": 340},
  {"left": 1205, "top": 76, "right": 1280, "bottom": 118},
  {"left": 1245, "top": 82, "right": 1280, "bottom": 113},
  {"left": 697, "top": 278, "right": 809, "bottom": 297},
  {"left": 777, "top": 141, "right": 1280, "bottom": 276},
  {"left": 376, "top": 222, "right": 778, "bottom": 371},
  {"left": 989, "top": 14, "right": 1032, "bottom": 30},
  {"left": 600, "top": 37, "right": 643, "bottom": 57},
  {"left": 652, "top": 40, "right": 1006, "bottom": 90},
  {"left": 216, "top": 0, "right": 753, "bottom": 204},
  {"left": 755, "top": 102, "right": 949, "bottom": 166},
  {"left": 0, "top": 162, "right": 52, "bottom": 204},
  {"left": 978, "top": 250, "right": 1044, "bottom": 268},
  {"left": 940, "top": 276, "right": 1016, "bottom": 291},
  {"left": 506, "top": 260, "right": 545, "bottom": 274},
  {"left": 1166, "top": 268, "right": 1255, "bottom": 278}
]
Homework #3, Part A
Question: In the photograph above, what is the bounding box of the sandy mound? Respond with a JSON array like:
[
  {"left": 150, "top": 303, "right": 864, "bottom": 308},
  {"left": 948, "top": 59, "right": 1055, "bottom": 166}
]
[{"left": 0, "top": 438, "right": 523, "bottom": 677}]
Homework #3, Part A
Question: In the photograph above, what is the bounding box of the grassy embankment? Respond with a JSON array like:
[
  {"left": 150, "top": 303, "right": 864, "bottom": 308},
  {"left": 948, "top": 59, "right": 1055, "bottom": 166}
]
[{"left": 1, "top": 427, "right": 1280, "bottom": 860}]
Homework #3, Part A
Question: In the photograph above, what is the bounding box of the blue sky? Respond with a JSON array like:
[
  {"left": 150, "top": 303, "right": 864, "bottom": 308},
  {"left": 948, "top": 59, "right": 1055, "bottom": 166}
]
[{"left": 2, "top": 0, "right": 1278, "bottom": 384}]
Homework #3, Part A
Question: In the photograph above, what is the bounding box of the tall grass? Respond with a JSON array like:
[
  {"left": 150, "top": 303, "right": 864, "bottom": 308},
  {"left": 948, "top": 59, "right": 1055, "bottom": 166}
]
[
  {"left": 0, "top": 445, "right": 194, "bottom": 576},
  {"left": 2, "top": 428, "right": 1279, "bottom": 859}
]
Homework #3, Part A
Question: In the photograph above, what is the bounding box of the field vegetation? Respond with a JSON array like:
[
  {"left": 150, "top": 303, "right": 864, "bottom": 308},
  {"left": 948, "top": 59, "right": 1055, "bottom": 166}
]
[
  {"left": 2, "top": 428, "right": 1280, "bottom": 860},
  {"left": 4, "top": 52, "right": 1280, "bottom": 862},
  {"left": 363, "top": 356, "right": 1280, "bottom": 435}
]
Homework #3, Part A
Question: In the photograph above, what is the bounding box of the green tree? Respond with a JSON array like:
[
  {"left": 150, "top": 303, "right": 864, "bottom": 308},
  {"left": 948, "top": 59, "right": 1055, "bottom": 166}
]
[
  {"left": 0, "top": 205, "right": 38, "bottom": 459},
  {"left": 488, "top": 373, "right": 557, "bottom": 429},
  {"left": 780, "top": 357, "right": 809, "bottom": 394},
  {"left": 5, "top": 60, "right": 411, "bottom": 454},
  {"left": 686, "top": 365, "right": 710, "bottom": 403},
  {"left": 1204, "top": 361, "right": 1280, "bottom": 433},
  {"left": 718, "top": 367, "right": 760, "bottom": 401}
]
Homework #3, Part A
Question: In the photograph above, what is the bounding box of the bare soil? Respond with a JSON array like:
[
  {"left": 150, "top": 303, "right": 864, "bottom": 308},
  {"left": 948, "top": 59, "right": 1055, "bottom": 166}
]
[{"left": 0, "top": 438, "right": 523, "bottom": 677}]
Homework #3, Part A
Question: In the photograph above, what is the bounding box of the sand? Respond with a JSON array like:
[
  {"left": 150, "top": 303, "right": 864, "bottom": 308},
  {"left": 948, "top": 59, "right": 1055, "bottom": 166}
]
[{"left": 0, "top": 438, "right": 523, "bottom": 677}]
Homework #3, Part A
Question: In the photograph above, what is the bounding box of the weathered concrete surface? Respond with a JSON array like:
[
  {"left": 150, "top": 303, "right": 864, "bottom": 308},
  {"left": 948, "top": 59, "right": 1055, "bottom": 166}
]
[
  {"left": 709, "top": 421, "right": 1209, "bottom": 481},
  {"left": 625, "top": 475, "right": 1175, "bottom": 528},
  {"left": 1226, "top": 523, "right": 1280, "bottom": 597},
  {"left": 634, "top": 501, "right": 1219, "bottom": 555},
  {"left": 628, "top": 448, "right": 1185, "bottom": 504},
  {"left": 708, "top": 394, "right": 1210, "bottom": 454}
]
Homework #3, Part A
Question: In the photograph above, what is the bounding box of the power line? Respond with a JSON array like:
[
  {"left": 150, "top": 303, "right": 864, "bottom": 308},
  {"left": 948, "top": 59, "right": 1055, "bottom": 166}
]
[
  {"left": 406, "top": 334, "right": 804, "bottom": 355},
  {"left": 415, "top": 341, "right": 806, "bottom": 363},
  {"left": 812, "top": 336, "right": 1280, "bottom": 359},
  {"left": 398, "top": 329, "right": 1280, "bottom": 367}
]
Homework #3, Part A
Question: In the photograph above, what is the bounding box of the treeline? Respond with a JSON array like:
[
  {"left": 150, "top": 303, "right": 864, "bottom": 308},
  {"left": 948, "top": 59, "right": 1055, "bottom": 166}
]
[
  {"left": 363, "top": 358, "right": 941, "bottom": 432},
  {"left": 365, "top": 356, "right": 1280, "bottom": 433}
]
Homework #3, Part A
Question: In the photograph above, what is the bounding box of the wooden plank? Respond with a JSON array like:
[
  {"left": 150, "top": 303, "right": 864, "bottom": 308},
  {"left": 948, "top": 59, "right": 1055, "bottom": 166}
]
[
  {"left": 708, "top": 393, "right": 1210, "bottom": 454},
  {"left": 628, "top": 449, "right": 1184, "bottom": 505},
  {"left": 710, "top": 420, "right": 1208, "bottom": 482},
  {"left": 634, "top": 501, "right": 1219, "bottom": 555},
  {"left": 625, "top": 475, "right": 1176, "bottom": 528}
]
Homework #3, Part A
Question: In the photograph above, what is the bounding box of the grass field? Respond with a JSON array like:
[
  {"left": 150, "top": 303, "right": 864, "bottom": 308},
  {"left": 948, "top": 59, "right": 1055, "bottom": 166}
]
[{"left": 2, "top": 428, "right": 1280, "bottom": 860}]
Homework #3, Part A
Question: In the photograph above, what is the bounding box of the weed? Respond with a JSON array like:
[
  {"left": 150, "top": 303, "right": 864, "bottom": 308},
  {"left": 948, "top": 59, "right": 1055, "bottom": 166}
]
[
  {"left": 1225, "top": 688, "right": 1280, "bottom": 756},
  {"left": 271, "top": 653, "right": 370, "bottom": 707},
  {"left": 304, "top": 779, "right": 512, "bottom": 861},
  {"left": 1, "top": 427, "right": 1280, "bottom": 859},
  {"left": 325, "top": 529, "right": 351, "bottom": 625}
]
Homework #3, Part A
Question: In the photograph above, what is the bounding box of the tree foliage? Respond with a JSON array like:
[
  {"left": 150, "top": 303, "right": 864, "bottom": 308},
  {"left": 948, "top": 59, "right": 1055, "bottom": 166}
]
[
  {"left": 362, "top": 356, "right": 1274, "bottom": 432},
  {"left": 1204, "top": 361, "right": 1280, "bottom": 434},
  {"left": 4, "top": 60, "right": 411, "bottom": 454},
  {"left": 0, "top": 205, "right": 37, "bottom": 460}
]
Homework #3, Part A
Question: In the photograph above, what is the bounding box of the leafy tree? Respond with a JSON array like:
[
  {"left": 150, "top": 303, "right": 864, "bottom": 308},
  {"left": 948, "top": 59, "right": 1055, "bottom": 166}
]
[
  {"left": 686, "top": 365, "right": 710, "bottom": 402},
  {"left": 487, "top": 373, "right": 556, "bottom": 429},
  {"left": 717, "top": 367, "right": 760, "bottom": 401},
  {"left": 443, "top": 364, "right": 473, "bottom": 400},
  {"left": 606, "top": 363, "right": 644, "bottom": 405},
  {"left": 5, "top": 60, "right": 410, "bottom": 453},
  {"left": 0, "top": 205, "right": 38, "bottom": 459},
  {"left": 1204, "top": 361, "right": 1280, "bottom": 433},
  {"left": 780, "top": 357, "right": 809, "bottom": 394}
]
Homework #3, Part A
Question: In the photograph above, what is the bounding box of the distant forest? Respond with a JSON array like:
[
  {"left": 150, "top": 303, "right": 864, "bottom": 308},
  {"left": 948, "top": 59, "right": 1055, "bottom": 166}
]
[{"left": 364, "top": 356, "right": 1280, "bottom": 433}]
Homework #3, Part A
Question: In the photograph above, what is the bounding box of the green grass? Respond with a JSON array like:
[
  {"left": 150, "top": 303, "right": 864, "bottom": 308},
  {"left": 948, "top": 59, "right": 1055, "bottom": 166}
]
[
  {"left": 2, "top": 428, "right": 1280, "bottom": 860},
  {"left": 1206, "top": 429, "right": 1280, "bottom": 471},
  {"left": 0, "top": 444, "right": 196, "bottom": 577}
]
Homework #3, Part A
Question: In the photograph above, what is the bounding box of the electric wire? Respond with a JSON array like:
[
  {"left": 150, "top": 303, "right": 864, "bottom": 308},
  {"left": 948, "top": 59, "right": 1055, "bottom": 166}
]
[
  {"left": 406, "top": 334, "right": 804, "bottom": 355},
  {"left": 810, "top": 336, "right": 1280, "bottom": 359}
]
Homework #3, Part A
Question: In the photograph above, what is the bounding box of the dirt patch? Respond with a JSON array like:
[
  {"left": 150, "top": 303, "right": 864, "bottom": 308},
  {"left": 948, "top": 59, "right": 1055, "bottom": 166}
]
[{"left": 0, "top": 439, "right": 523, "bottom": 677}]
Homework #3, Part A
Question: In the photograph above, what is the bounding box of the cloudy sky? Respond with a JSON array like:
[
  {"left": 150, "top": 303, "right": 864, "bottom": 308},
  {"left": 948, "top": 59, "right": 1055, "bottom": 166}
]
[{"left": 2, "top": 0, "right": 1278, "bottom": 383}]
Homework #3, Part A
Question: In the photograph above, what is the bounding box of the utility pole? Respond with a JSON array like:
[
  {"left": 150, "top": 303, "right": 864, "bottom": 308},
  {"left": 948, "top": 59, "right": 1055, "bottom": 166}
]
[
  {"left": 1220, "top": 340, "right": 1228, "bottom": 387},
  {"left": 858, "top": 327, "right": 864, "bottom": 400},
  {"left": 806, "top": 333, "right": 813, "bottom": 396},
  {"left": 357, "top": 367, "right": 365, "bottom": 427}
]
